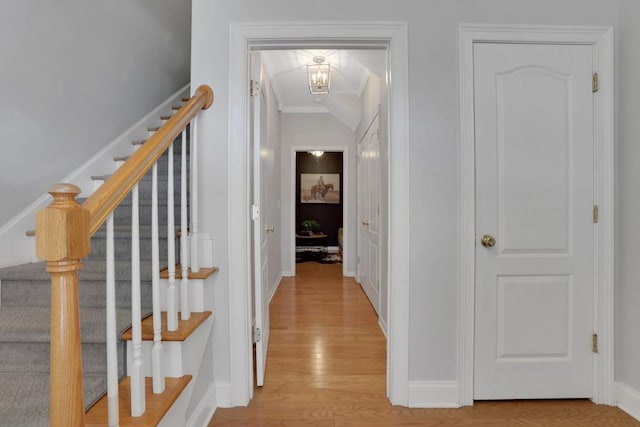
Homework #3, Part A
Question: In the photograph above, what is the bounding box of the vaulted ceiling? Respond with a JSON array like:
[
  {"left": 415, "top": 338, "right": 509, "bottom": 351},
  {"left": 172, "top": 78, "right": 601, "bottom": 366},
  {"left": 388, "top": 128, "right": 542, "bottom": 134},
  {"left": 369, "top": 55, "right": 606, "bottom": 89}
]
[{"left": 260, "top": 49, "right": 386, "bottom": 131}]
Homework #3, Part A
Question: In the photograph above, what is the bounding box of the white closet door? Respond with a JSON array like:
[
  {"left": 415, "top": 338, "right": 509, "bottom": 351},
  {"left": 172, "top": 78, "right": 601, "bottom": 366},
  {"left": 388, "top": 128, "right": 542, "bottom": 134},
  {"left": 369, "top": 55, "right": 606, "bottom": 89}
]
[{"left": 474, "top": 43, "right": 595, "bottom": 399}]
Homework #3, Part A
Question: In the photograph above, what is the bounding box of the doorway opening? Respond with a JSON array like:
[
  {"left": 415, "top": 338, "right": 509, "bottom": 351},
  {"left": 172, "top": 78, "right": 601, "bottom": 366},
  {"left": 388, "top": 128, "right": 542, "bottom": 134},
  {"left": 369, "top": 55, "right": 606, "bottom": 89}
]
[
  {"left": 250, "top": 45, "right": 389, "bottom": 390},
  {"left": 294, "top": 150, "right": 344, "bottom": 266}
]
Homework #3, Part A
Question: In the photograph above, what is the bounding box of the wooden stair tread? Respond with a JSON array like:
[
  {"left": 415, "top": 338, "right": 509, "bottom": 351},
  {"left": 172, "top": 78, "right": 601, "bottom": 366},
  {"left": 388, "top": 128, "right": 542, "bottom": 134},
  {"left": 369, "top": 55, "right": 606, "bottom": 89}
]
[
  {"left": 160, "top": 116, "right": 172, "bottom": 121},
  {"left": 121, "top": 311, "right": 212, "bottom": 341},
  {"left": 171, "top": 106, "right": 181, "bottom": 111},
  {"left": 25, "top": 230, "right": 35, "bottom": 237},
  {"left": 85, "top": 376, "right": 191, "bottom": 426},
  {"left": 131, "top": 140, "right": 147, "bottom": 146},
  {"left": 147, "top": 127, "right": 160, "bottom": 132},
  {"left": 160, "top": 265, "right": 218, "bottom": 280},
  {"left": 91, "top": 175, "right": 110, "bottom": 181},
  {"left": 114, "top": 155, "right": 129, "bottom": 162}
]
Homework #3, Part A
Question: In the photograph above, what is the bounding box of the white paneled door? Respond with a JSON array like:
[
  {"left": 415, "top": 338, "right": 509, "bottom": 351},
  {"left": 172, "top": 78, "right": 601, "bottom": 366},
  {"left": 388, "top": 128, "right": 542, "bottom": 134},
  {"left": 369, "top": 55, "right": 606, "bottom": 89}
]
[
  {"left": 357, "top": 113, "right": 381, "bottom": 316},
  {"left": 250, "top": 52, "right": 270, "bottom": 387},
  {"left": 474, "top": 43, "right": 595, "bottom": 399}
]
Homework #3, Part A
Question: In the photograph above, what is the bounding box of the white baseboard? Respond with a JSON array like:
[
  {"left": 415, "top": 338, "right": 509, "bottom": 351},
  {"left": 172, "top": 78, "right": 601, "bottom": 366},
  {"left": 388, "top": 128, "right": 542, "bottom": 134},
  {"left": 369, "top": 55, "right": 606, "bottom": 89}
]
[
  {"left": 617, "top": 382, "right": 640, "bottom": 421},
  {"left": 215, "top": 381, "right": 232, "bottom": 408},
  {"left": 282, "top": 270, "right": 293, "bottom": 277},
  {"left": 344, "top": 270, "right": 356, "bottom": 277},
  {"left": 378, "top": 317, "right": 388, "bottom": 338},
  {"left": 186, "top": 383, "right": 218, "bottom": 427},
  {"left": 268, "top": 274, "right": 283, "bottom": 303},
  {"left": 408, "top": 381, "right": 460, "bottom": 408}
]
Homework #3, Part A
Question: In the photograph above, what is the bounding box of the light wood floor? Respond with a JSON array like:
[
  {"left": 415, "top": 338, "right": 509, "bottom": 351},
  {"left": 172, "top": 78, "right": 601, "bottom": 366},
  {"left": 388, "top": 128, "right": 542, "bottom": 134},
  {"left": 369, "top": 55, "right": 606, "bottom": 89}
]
[{"left": 209, "top": 262, "right": 638, "bottom": 426}]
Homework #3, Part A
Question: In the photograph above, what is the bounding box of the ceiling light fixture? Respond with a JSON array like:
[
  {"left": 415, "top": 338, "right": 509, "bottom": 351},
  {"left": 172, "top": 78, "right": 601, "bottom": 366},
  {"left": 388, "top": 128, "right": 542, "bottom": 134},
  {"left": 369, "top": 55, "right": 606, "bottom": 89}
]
[
  {"left": 308, "top": 150, "right": 324, "bottom": 157},
  {"left": 307, "top": 56, "right": 330, "bottom": 94}
]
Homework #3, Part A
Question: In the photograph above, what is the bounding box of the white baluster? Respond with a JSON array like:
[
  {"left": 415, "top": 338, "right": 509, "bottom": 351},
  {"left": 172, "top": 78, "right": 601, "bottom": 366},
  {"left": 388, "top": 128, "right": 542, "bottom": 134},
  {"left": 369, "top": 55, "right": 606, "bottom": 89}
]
[
  {"left": 130, "top": 184, "right": 145, "bottom": 416},
  {"left": 190, "top": 115, "right": 200, "bottom": 273},
  {"left": 167, "top": 144, "right": 178, "bottom": 332},
  {"left": 105, "top": 213, "right": 119, "bottom": 427},
  {"left": 151, "top": 163, "right": 165, "bottom": 393},
  {"left": 180, "top": 128, "right": 191, "bottom": 320}
]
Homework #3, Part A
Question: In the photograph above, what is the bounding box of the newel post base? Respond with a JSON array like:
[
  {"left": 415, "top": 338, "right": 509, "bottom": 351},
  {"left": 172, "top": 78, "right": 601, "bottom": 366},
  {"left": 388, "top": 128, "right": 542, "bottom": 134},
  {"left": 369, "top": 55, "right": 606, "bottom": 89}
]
[{"left": 36, "top": 184, "right": 91, "bottom": 427}]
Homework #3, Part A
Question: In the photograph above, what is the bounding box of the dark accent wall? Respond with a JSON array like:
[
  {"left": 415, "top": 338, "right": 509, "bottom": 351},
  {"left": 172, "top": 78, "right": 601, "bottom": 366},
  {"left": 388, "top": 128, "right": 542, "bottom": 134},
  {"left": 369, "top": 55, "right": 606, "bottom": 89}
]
[{"left": 296, "top": 152, "right": 343, "bottom": 246}]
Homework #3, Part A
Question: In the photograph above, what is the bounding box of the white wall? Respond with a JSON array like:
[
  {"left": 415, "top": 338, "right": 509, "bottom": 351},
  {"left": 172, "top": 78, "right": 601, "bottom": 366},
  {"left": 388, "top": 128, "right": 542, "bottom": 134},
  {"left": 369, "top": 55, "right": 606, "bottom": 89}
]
[
  {"left": 261, "top": 66, "right": 283, "bottom": 298},
  {"left": 280, "top": 114, "right": 357, "bottom": 275},
  {"left": 191, "top": 0, "right": 619, "bottom": 387},
  {"left": 616, "top": 0, "right": 640, "bottom": 394},
  {"left": 0, "top": 0, "right": 191, "bottom": 227}
]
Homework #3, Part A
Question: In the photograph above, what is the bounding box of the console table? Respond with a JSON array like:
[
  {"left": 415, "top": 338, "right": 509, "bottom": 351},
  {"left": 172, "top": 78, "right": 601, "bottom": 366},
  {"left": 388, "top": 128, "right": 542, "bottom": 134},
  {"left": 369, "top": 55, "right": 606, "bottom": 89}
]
[{"left": 295, "top": 233, "right": 328, "bottom": 262}]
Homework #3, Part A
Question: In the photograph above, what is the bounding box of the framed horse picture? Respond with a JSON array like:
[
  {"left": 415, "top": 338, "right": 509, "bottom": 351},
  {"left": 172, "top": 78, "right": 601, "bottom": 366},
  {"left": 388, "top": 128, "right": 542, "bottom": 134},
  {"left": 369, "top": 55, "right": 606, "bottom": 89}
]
[{"left": 300, "top": 173, "right": 340, "bottom": 204}]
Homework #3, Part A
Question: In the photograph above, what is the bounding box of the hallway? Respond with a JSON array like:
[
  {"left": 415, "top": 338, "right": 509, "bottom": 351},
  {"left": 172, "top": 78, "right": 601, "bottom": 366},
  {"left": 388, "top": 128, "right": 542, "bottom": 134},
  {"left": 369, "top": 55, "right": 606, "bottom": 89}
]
[{"left": 209, "top": 263, "right": 638, "bottom": 426}]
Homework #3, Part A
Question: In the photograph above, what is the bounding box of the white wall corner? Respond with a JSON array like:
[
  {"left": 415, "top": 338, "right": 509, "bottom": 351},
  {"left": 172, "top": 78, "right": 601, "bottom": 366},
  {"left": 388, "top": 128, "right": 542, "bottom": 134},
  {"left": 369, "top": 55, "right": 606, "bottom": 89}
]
[
  {"left": 186, "top": 383, "right": 218, "bottom": 427},
  {"left": 215, "top": 381, "right": 232, "bottom": 408},
  {"left": 616, "top": 382, "right": 640, "bottom": 422},
  {"left": 407, "top": 381, "right": 460, "bottom": 408}
]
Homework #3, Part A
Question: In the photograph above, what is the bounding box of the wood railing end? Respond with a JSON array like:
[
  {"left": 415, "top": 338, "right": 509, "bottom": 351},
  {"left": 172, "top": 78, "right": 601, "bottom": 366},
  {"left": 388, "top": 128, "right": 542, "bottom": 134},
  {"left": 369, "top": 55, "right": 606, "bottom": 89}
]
[{"left": 196, "top": 85, "right": 214, "bottom": 109}]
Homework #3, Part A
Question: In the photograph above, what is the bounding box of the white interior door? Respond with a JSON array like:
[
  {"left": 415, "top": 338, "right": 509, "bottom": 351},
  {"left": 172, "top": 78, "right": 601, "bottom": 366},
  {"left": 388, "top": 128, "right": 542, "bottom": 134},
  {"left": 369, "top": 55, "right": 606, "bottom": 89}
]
[
  {"left": 474, "top": 43, "right": 595, "bottom": 399},
  {"left": 357, "top": 113, "right": 380, "bottom": 315},
  {"left": 250, "top": 52, "right": 270, "bottom": 387}
]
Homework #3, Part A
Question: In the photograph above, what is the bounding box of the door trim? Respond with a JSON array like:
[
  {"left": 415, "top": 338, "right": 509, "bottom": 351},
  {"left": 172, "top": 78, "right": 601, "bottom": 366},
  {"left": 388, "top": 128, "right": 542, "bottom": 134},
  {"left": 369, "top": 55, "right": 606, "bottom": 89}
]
[
  {"left": 228, "top": 22, "right": 410, "bottom": 406},
  {"left": 458, "top": 24, "right": 614, "bottom": 406}
]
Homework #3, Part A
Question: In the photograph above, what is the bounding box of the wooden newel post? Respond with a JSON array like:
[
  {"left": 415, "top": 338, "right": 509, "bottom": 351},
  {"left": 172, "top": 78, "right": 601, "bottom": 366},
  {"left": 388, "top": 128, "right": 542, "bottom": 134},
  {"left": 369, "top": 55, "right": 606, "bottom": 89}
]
[{"left": 36, "top": 184, "right": 91, "bottom": 427}]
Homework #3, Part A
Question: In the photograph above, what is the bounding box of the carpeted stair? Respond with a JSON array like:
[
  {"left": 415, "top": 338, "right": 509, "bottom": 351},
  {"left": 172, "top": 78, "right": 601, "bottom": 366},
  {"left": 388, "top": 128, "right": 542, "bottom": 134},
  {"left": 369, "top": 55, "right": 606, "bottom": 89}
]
[{"left": 0, "top": 139, "right": 188, "bottom": 426}]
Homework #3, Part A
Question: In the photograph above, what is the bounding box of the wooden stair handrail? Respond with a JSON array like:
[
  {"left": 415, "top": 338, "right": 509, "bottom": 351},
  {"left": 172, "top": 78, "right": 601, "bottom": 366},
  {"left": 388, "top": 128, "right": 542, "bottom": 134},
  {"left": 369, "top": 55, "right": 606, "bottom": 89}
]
[
  {"left": 35, "top": 85, "right": 213, "bottom": 427},
  {"left": 83, "top": 85, "right": 213, "bottom": 236}
]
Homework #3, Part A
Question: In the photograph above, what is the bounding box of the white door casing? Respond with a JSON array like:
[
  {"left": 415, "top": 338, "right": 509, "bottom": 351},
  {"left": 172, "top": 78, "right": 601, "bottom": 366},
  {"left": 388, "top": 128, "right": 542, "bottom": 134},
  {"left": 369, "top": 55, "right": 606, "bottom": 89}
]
[
  {"left": 250, "top": 52, "right": 270, "bottom": 388},
  {"left": 473, "top": 43, "right": 594, "bottom": 399},
  {"left": 357, "top": 113, "right": 381, "bottom": 315},
  {"left": 228, "top": 22, "right": 410, "bottom": 406},
  {"left": 459, "top": 25, "right": 615, "bottom": 406}
]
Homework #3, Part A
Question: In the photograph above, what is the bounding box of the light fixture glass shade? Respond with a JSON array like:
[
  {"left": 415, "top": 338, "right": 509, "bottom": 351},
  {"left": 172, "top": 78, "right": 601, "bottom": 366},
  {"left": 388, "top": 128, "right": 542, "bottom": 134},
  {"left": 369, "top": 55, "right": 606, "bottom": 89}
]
[
  {"left": 308, "top": 150, "right": 324, "bottom": 157},
  {"left": 307, "top": 60, "right": 330, "bottom": 94}
]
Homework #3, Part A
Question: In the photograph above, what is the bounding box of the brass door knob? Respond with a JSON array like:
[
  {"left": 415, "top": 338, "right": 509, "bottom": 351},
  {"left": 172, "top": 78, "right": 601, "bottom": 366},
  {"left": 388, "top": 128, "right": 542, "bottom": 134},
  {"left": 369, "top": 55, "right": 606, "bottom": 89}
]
[{"left": 481, "top": 235, "right": 496, "bottom": 248}]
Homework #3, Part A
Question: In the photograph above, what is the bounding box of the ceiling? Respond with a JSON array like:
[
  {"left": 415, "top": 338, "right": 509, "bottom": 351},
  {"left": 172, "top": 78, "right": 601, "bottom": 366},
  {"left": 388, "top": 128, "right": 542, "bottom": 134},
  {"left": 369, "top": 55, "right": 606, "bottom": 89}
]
[{"left": 260, "top": 49, "right": 386, "bottom": 131}]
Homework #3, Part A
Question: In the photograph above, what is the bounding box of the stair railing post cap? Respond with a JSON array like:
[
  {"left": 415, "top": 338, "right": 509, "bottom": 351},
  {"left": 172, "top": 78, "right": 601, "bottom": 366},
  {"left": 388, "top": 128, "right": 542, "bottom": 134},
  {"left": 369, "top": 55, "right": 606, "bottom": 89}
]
[
  {"left": 48, "top": 183, "right": 82, "bottom": 197},
  {"left": 36, "top": 183, "right": 91, "bottom": 261}
]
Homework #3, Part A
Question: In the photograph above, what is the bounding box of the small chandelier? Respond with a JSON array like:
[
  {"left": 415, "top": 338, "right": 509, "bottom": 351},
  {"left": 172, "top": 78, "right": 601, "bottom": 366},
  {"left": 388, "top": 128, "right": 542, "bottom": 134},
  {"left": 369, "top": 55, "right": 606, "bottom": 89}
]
[{"left": 307, "top": 56, "right": 330, "bottom": 94}]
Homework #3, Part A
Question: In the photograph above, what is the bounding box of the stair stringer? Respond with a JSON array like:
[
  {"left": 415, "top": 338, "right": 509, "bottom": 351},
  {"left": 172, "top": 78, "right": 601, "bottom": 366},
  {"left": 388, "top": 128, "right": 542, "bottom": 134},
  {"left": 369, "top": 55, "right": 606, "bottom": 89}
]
[
  {"left": 160, "top": 325, "right": 218, "bottom": 427},
  {"left": 0, "top": 84, "right": 190, "bottom": 269},
  {"left": 125, "top": 316, "right": 216, "bottom": 426}
]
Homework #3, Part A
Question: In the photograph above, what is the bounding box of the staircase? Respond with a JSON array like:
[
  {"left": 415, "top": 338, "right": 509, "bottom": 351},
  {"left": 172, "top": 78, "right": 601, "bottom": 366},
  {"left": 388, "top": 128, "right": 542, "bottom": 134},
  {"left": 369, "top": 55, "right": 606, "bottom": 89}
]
[{"left": 0, "top": 87, "right": 217, "bottom": 426}]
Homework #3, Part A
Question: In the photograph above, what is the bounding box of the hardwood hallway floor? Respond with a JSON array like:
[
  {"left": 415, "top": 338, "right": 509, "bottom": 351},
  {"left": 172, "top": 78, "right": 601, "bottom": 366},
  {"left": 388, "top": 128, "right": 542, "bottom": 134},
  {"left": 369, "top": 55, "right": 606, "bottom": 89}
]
[{"left": 208, "top": 262, "right": 638, "bottom": 426}]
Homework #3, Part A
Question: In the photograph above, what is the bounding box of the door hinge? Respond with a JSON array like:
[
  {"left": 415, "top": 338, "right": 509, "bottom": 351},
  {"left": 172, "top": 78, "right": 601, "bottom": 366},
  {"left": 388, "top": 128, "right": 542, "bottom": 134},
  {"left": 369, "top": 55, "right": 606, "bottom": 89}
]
[
  {"left": 252, "top": 326, "right": 262, "bottom": 343},
  {"left": 593, "top": 205, "right": 599, "bottom": 224},
  {"left": 250, "top": 80, "right": 260, "bottom": 97},
  {"left": 251, "top": 204, "right": 260, "bottom": 220},
  {"left": 592, "top": 73, "right": 599, "bottom": 93},
  {"left": 592, "top": 333, "right": 599, "bottom": 353}
]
